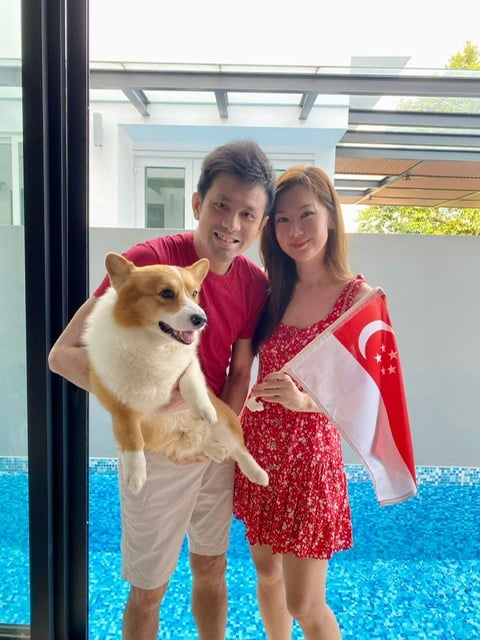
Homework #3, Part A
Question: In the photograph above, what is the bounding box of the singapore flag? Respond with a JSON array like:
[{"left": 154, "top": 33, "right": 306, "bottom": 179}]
[{"left": 284, "top": 287, "right": 417, "bottom": 506}]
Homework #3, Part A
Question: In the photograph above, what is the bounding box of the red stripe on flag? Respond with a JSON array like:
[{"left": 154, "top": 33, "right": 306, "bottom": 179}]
[
  {"left": 332, "top": 291, "right": 416, "bottom": 482},
  {"left": 283, "top": 287, "right": 417, "bottom": 504}
]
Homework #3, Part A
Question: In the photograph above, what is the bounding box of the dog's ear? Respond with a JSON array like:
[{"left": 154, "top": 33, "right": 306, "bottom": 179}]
[
  {"left": 188, "top": 258, "right": 210, "bottom": 284},
  {"left": 105, "top": 252, "right": 135, "bottom": 291}
]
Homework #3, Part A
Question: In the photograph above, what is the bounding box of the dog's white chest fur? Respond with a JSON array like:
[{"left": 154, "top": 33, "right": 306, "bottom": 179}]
[
  {"left": 82, "top": 254, "right": 268, "bottom": 494},
  {"left": 83, "top": 287, "right": 198, "bottom": 412}
]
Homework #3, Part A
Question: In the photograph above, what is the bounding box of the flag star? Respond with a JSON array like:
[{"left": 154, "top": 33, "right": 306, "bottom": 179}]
[
  {"left": 389, "top": 350, "right": 398, "bottom": 359},
  {"left": 388, "top": 364, "right": 397, "bottom": 374},
  {"left": 381, "top": 344, "right": 386, "bottom": 352},
  {"left": 381, "top": 367, "right": 386, "bottom": 375},
  {"left": 375, "top": 353, "right": 382, "bottom": 363}
]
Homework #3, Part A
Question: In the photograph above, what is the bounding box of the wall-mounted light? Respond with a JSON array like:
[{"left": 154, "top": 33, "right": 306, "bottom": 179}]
[{"left": 93, "top": 112, "right": 103, "bottom": 147}]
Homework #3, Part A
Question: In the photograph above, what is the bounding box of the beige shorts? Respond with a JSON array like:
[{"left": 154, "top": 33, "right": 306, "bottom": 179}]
[{"left": 119, "top": 450, "right": 234, "bottom": 590}]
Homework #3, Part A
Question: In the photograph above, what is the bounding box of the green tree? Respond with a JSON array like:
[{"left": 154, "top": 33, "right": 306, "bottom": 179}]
[
  {"left": 356, "top": 205, "right": 480, "bottom": 235},
  {"left": 448, "top": 40, "right": 480, "bottom": 69},
  {"left": 355, "top": 42, "right": 480, "bottom": 235}
]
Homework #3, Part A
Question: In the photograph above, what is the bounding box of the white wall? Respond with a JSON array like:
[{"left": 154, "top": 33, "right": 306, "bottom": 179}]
[
  {"left": 0, "top": 226, "right": 27, "bottom": 455},
  {"left": 88, "top": 101, "right": 348, "bottom": 228},
  {"left": 347, "top": 233, "right": 480, "bottom": 466},
  {"left": 2, "top": 85, "right": 479, "bottom": 467},
  {"left": 1, "top": 226, "right": 479, "bottom": 467},
  {"left": 86, "top": 228, "right": 480, "bottom": 467}
]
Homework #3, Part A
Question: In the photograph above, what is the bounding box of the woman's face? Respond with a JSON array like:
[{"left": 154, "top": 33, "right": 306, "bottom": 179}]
[{"left": 273, "top": 184, "right": 331, "bottom": 265}]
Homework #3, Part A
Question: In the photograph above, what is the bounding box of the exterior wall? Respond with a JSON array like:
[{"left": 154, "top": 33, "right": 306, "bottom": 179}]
[
  {"left": 0, "top": 226, "right": 27, "bottom": 455},
  {"left": 1, "top": 227, "right": 479, "bottom": 466},
  {"left": 2, "top": 79, "right": 478, "bottom": 468},
  {"left": 347, "top": 233, "right": 480, "bottom": 467},
  {"left": 85, "top": 228, "right": 480, "bottom": 466},
  {"left": 88, "top": 101, "right": 348, "bottom": 227}
]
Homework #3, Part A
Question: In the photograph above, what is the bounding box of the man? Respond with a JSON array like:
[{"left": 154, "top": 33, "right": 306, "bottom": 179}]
[{"left": 48, "top": 139, "right": 275, "bottom": 640}]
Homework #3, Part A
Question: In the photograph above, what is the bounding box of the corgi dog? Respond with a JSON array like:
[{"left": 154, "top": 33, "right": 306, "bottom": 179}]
[{"left": 82, "top": 252, "right": 269, "bottom": 495}]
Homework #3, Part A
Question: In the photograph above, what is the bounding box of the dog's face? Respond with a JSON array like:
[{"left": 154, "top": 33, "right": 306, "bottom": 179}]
[{"left": 105, "top": 252, "right": 210, "bottom": 345}]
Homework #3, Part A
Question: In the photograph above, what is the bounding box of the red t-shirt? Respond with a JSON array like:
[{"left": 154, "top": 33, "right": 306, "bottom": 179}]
[{"left": 94, "top": 232, "right": 268, "bottom": 395}]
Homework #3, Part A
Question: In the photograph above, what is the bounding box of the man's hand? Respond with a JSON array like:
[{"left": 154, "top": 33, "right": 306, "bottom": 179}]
[
  {"left": 174, "top": 455, "right": 209, "bottom": 465},
  {"left": 154, "top": 388, "right": 188, "bottom": 414},
  {"left": 159, "top": 389, "right": 209, "bottom": 464}
]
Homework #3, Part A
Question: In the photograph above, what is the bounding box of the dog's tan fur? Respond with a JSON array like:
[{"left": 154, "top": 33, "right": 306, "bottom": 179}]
[{"left": 83, "top": 252, "right": 268, "bottom": 494}]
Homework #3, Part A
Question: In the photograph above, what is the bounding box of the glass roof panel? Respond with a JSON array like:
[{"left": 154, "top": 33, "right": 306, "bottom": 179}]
[
  {"left": 143, "top": 90, "right": 218, "bottom": 104},
  {"left": 226, "top": 92, "right": 303, "bottom": 106}
]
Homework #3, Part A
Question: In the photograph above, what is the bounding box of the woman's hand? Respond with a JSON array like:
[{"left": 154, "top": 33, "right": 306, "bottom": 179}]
[{"left": 250, "top": 372, "right": 318, "bottom": 412}]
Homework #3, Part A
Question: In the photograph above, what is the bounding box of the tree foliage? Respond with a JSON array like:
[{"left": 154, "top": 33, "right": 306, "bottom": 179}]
[
  {"left": 356, "top": 205, "right": 480, "bottom": 235},
  {"left": 448, "top": 40, "right": 480, "bottom": 69},
  {"left": 355, "top": 42, "right": 480, "bottom": 235},
  {"left": 401, "top": 41, "right": 480, "bottom": 113}
]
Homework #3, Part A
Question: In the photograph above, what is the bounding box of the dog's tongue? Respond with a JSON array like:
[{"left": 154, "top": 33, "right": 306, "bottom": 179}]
[{"left": 178, "top": 330, "right": 195, "bottom": 345}]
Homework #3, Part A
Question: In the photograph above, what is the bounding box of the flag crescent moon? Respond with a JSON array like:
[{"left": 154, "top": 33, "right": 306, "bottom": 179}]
[{"left": 358, "top": 320, "right": 394, "bottom": 358}]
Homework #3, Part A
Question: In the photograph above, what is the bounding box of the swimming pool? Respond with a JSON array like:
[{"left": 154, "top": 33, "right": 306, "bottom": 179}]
[{"left": 1, "top": 459, "right": 479, "bottom": 639}]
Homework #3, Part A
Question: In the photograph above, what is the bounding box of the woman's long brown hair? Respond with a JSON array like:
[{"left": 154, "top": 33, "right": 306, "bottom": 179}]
[{"left": 253, "top": 166, "right": 353, "bottom": 352}]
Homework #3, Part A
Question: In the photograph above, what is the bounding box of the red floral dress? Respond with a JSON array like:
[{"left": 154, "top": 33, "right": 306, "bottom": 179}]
[{"left": 233, "top": 277, "right": 364, "bottom": 559}]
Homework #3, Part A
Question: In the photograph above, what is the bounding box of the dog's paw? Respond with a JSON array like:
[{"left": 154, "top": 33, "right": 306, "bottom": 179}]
[
  {"left": 121, "top": 450, "right": 147, "bottom": 495},
  {"left": 203, "top": 442, "right": 229, "bottom": 463},
  {"left": 245, "top": 397, "right": 264, "bottom": 412},
  {"left": 194, "top": 402, "right": 217, "bottom": 425},
  {"left": 238, "top": 456, "right": 269, "bottom": 486},
  {"left": 251, "top": 468, "right": 269, "bottom": 487}
]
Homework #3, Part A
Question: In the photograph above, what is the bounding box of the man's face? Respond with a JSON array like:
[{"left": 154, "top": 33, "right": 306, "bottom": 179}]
[{"left": 192, "top": 172, "right": 269, "bottom": 274}]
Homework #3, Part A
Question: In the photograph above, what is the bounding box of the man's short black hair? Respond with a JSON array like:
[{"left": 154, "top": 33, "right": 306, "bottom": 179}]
[{"left": 196, "top": 139, "right": 275, "bottom": 217}]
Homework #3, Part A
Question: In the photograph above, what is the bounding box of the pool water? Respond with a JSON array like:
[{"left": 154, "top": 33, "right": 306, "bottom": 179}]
[{"left": 1, "top": 462, "right": 480, "bottom": 639}]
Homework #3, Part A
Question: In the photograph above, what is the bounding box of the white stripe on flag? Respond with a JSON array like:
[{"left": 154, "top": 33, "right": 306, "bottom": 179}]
[{"left": 286, "top": 334, "right": 416, "bottom": 505}]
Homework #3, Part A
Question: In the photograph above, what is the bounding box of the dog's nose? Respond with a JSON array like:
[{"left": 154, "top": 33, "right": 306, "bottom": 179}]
[{"left": 191, "top": 313, "right": 207, "bottom": 328}]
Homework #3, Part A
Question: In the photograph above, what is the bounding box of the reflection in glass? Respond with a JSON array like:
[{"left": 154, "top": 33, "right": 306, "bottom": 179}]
[
  {"left": 0, "top": 4, "right": 30, "bottom": 631},
  {"left": 0, "top": 141, "right": 12, "bottom": 224}
]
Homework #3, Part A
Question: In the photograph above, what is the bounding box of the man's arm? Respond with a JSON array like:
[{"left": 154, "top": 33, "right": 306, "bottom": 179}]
[
  {"left": 220, "top": 338, "right": 256, "bottom": 415},
  {"left": 49, "top": 295, "right": 188, "bottom": 413},
  {"left": 47, "top": 297, "right": 97, "bottom": 391}
]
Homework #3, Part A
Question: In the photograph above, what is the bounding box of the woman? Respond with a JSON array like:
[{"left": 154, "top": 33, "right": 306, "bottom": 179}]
[{"left": 233, "top": 166, "right": 371, "bottom": 639}]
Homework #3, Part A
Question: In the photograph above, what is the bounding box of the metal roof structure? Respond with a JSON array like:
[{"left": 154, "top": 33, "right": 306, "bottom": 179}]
[
  {"left": 6, "top": 60, "right": 480, "bottom": 207},
  {"left": 89, "top": 62, "right": 480, "bottom": 209}
]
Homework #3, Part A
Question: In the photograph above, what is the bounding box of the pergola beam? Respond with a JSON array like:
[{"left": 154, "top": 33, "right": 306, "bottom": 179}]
[
  {"left": 299, "top": 92, "right": 318, "bottom": 120},
  {"left": 341, "top": 130, "right": 480, "bottom": 149},
  {"left": 122, "top": 88, "right": 150, "bottom": 117},
  {"left": 214, "top": 90, "right": 228, "bottom": 118},
  {"left": 90, "top": 68, "right": 480, "bottom": 98},
  {"left": 349, "top": 109, "right": 480, "bottom": 129}
]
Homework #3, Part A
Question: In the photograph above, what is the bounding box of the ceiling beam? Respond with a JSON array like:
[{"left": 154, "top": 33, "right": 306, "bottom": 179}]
[
  {"left": 336, "top": 145, "right": 480, "bottom": 163},
  {"left": 214, "top": 90, "right": 228, "bottom": 118},
  {"left": 3, "top": 63, "right": 480, "bottom": 100},
  {"left": 335, "top": 188, "right": 372, "bottom": 199},
  {"left": 90, "top": 68, "right": 480, "bottom": 98},
  {"left": 341, "top": 130, "right": 480, "bottom": 149},
  {"left": 122, "top": 89, "right": 150, "bottom": 117},
  {"left": 299, "top": 92, "right": 318, "bottom": 120},
  {"left": 335, "top": 178, "right": 380, "bottom": 189},
  {"left": 348, "top": 109, "right": 480, "bottom": 129}
]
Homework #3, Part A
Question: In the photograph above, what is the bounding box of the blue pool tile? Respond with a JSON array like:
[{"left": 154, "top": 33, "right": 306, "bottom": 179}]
[{"left": 1, "top": 458, "right": 479, "bottom": 638}]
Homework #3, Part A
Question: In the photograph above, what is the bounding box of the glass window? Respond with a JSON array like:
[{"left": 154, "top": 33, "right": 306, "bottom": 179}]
[
  {"left": 0, "top": 7, "right": 30, "bottom": 636},
  {"left": 145, "top": 166, "right": 185, "bottom": 228}
]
